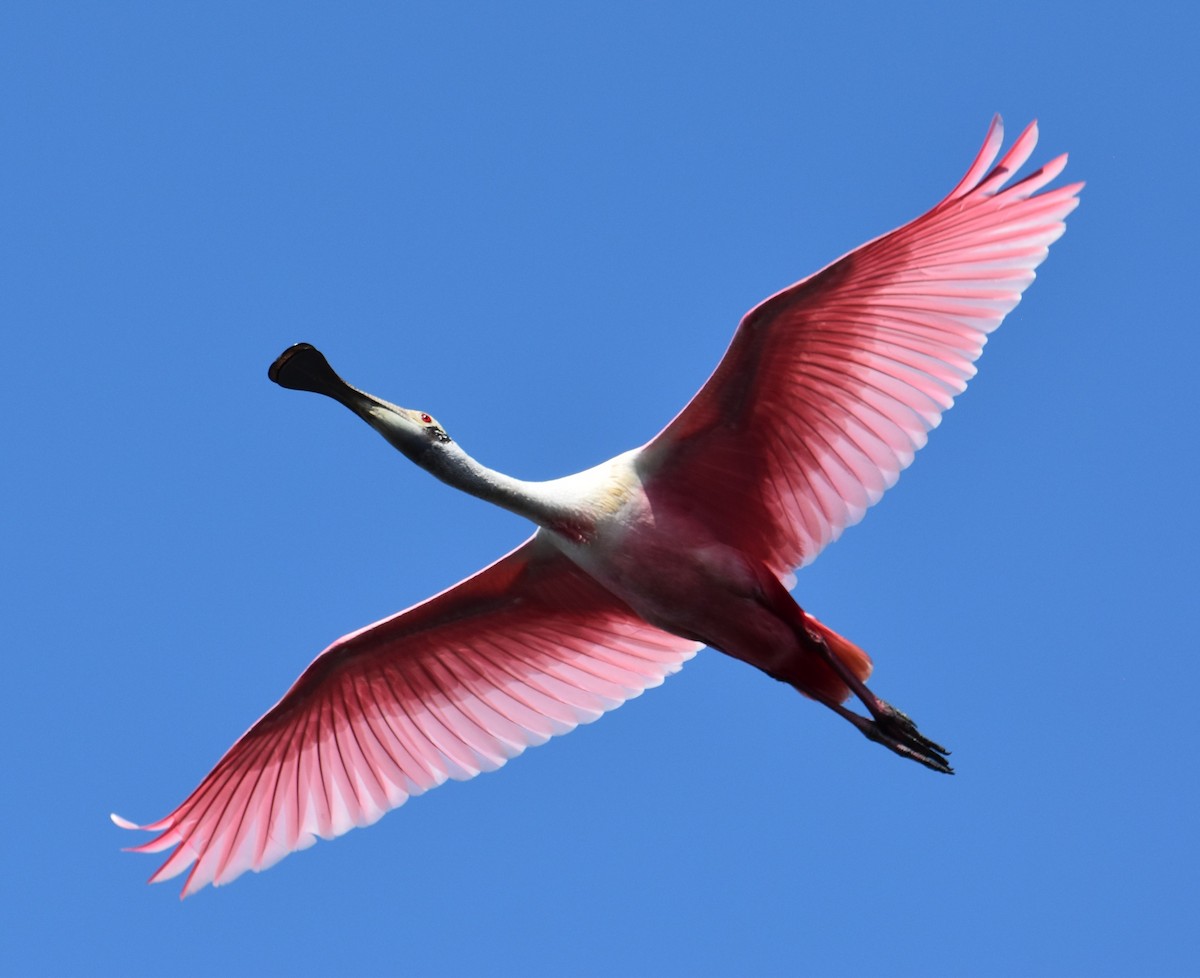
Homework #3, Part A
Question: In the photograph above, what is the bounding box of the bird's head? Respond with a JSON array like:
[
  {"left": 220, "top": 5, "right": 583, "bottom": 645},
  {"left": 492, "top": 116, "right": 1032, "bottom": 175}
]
[{"left": 269, "top": 343, "right": 453, "bottom": 466}]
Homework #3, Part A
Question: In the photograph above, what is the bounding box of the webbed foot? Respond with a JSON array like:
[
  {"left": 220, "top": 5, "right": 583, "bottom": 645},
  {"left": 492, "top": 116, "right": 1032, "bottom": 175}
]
[
  {"left": 855, "top": 701, "right": 953, "bottom": 775},
  {"left": 799, "top": 623, "right": 954, "bottom": 773}
]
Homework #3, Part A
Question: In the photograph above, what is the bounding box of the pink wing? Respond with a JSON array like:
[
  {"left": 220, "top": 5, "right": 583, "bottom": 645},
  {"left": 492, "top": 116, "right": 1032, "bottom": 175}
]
[
  {"left": 638, "top": 117, "right": 1082, "bottom": 576},
  {"left": 113, "top": 534, "right": 700, "bottom": 897}
]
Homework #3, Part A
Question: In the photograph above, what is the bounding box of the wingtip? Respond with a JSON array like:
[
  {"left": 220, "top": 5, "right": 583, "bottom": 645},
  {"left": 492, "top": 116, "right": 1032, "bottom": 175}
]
[
  {"left": 1022, "top": 119, "right": 1040, "bottom": 152},
  {"left": 983, "top": 114, "right": 1006, "bottom": 152},
  {"left": 110, "top": 812, "right": 139, "bottom": 830},
  {"left": 946, "top": 116, "right": 1009, "bottom": 202}
]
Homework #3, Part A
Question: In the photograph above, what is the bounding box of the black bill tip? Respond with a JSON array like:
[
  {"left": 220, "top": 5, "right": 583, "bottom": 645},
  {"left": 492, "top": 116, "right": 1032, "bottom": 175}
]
[{"left": 268, "top": 343, "right": 348, "bottom": 397}]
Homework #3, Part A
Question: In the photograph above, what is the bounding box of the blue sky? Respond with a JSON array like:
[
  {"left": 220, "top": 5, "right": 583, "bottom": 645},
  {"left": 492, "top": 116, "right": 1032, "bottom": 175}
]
[{"left": 3, "top": 3, "right": 1196, "bottom": 976}]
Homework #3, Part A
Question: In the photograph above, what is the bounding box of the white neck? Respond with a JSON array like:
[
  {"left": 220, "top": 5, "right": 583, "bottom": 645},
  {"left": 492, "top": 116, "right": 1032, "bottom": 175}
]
[{"left": 420, "top": 441, "right": 574, "bottom": 530}]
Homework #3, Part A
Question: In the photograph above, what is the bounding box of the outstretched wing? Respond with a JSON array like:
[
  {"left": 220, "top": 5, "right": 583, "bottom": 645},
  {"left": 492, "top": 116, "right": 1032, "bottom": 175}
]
[
  {"left": 113, "top": 534, "right": 700, "bottom": 897},
  {"left": 639, "top": 117, "right": 1082, "bottom": 577}
]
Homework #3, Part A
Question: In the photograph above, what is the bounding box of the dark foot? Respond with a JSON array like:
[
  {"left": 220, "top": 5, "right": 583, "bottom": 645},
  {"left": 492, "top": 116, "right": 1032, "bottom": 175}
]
[
  {"left": 845, "top": 701, "right": 954, "bottom": 774},
  {"left": 799, "top": 624, "right": 953, "bottom": 773}
]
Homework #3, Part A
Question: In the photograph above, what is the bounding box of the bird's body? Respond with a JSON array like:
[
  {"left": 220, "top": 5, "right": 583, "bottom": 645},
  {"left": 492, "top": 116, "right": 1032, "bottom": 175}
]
[
  {"left": 115, "top": 117, "right": 1081, "bottom": 897},
  {"left": 542, "top": 454, "right": 864, "bottom": 698}
]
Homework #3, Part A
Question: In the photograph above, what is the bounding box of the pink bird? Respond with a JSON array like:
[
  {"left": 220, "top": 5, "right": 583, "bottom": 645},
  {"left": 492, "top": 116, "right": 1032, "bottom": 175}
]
[{"left": 114, "top": 117, "right": 1080, "bottom": 897}]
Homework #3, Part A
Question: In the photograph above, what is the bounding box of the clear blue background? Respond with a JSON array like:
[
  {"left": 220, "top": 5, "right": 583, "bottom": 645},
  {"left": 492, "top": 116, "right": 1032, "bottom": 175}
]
[{"left": 4, "top": 4, "right": 1196, "bottom": 976}]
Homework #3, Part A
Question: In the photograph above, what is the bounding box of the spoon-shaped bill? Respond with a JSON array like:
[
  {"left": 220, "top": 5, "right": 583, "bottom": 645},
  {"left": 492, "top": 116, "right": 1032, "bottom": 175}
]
[{"left": 268, "top": 343, "right": 348, "bottom": 398}]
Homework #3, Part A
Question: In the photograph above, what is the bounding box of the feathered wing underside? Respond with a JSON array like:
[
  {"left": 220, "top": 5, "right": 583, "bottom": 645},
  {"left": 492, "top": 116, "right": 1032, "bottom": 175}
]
[
  {"left": 640, "top": 117, "right": 1082, "bottom": 576},
  {"left": 113, "top": 535, "right": 700, "bottom": 897}
]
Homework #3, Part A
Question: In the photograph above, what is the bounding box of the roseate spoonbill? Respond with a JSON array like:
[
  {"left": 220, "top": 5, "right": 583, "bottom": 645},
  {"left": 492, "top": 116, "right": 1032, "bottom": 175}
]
[{"left": 114, "top": 117, "right": 1080, "bottom": 897}]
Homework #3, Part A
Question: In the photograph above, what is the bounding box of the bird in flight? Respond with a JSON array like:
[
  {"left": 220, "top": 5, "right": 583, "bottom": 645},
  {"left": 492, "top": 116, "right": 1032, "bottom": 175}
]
[{"left": 114, "top": 117, "right": 1080, "bottom": 897}]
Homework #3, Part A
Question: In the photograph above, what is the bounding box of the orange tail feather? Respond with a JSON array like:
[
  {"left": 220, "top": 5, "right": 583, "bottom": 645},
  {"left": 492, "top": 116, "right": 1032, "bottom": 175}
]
[{"left": 795, "top": 614, "right": 874, "bottom": 704}]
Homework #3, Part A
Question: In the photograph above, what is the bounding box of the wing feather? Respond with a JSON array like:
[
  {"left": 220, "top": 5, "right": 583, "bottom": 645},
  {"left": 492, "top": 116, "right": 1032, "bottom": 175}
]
[
  {"left": 640, "top": 117, "right": 1081, "bottom": 574},
  {"left": 113, "top": 534, "right": 700, "bottom": 897}
]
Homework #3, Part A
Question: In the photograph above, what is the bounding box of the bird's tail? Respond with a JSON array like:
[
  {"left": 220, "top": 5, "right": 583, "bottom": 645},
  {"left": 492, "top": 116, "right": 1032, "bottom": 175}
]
[{"left": 796, "top": 613, "right": 874, "bottom": 705}]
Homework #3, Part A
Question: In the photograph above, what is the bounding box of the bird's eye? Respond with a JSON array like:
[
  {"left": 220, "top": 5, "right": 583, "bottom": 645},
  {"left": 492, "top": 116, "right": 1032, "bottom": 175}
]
[{"left": 418, "top": 412, "right": 450, "bottom": 442}]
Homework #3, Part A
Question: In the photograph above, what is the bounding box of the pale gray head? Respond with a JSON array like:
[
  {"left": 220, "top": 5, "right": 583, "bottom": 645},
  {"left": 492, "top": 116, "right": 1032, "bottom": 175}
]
[{"left": 268, "top": 343, "right": 453, "bottom": 466}]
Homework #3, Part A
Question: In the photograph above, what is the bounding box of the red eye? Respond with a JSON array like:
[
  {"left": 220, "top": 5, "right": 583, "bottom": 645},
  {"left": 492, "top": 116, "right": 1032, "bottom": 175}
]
[{"left": 420, "top": 413, "right": 432, "bottom": 424}]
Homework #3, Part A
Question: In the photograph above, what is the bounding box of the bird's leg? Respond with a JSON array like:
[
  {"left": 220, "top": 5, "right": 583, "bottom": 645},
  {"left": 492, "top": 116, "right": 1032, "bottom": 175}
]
[
  {"left": 798, "top": 624, "right": 954, "bottom": 775},
  {"left": 752, "top": 571, "right": 953, "bottom": 773}
]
